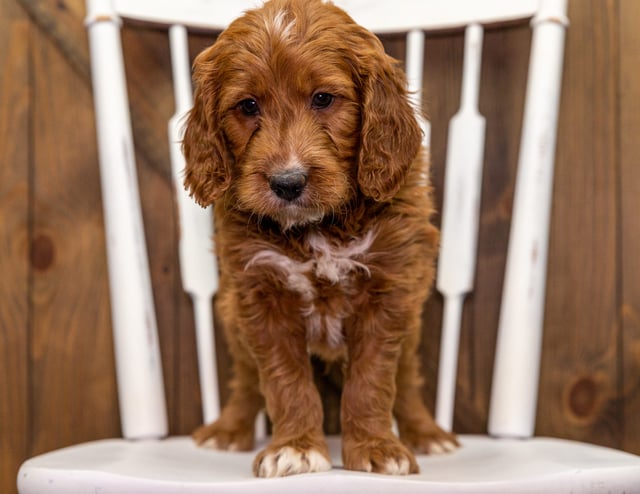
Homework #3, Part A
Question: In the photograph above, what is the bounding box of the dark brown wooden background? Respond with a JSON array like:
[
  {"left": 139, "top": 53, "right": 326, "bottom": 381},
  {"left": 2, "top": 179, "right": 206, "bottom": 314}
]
[{"left": 2, "top": 0, "right": 640, "bottom": 492}]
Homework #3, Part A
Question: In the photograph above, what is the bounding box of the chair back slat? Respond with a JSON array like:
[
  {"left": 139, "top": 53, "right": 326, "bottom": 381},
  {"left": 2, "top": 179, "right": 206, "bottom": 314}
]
[
  {"left": 168, "top": 25, "right": 220, "bottom": 425},
  {"left": 405, "top": 29, "right": 430, "bottom": 147},
  {"left": 489, "top": 0, "right": 569, "bottom": 438},
  {"left": 435, "top": 24, "right": 486, "bottom": 432},
  {"left": 86, "top": 0, "right": 168, "bottom": 439}
]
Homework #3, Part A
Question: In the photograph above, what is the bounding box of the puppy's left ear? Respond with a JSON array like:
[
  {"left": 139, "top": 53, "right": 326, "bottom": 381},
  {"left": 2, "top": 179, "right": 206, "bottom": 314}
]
[
  {"left": 182, "top": 45, "right": 234, "bottom": 207},
  {"left": 357, "top": 39, "right": 422, "bottom": 202}
]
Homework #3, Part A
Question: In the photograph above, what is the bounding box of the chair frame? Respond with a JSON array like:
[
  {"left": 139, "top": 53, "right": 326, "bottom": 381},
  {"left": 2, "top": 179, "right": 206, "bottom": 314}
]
[
  {"left": 17, "top": 0, "right": 640, "bottom": 492},
  {"left": 84, "top": 0, "right": 570, "bottom": 442}
]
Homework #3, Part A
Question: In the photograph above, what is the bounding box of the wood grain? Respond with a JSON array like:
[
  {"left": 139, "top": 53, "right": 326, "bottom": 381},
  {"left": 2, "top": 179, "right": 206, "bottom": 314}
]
[
  {"left": 29, "top": 26, "right": 119, "bottom": 454},
  {"left": 16, "top": 0, "right": 89, "bottom": 80},
  {"left": 0, "top": 1, "right": 30, "bottom": 492},
  {"left": 538, "top": 0, "right": 621, "bottom": 448},
  {"left": 619, "top": 0, "right": 640, "bottom": 455},
  {"left": 18, "top": 0, "right": 178, "bottom": 178}
]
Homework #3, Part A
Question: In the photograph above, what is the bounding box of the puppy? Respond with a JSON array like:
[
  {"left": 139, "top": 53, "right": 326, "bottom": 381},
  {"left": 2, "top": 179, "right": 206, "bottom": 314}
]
[{"left": 183, "top": 0, "right": 457, "bottom": 478}]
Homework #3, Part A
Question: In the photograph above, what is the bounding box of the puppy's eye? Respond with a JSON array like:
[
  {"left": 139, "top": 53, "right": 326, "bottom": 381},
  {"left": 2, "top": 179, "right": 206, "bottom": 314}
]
[
  {"left": 311, "top": 92, "right": 335, "bottom": 110},
  {"left": 238, "top": 98, "right": 260, "bottom": 116}
]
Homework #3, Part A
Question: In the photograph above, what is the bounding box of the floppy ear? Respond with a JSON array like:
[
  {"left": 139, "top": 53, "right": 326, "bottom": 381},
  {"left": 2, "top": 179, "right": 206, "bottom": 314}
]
[
  {"left": 356, "top": 36, "right": 422, "bottom": 202},
  {"left": 182, "top": 47, "right": 233, "bottom": 207}
]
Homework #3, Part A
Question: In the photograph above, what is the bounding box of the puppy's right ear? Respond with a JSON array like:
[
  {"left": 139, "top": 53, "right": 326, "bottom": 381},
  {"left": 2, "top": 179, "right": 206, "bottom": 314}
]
[{"left": 182, "top": 48, "right": 232, "bottom": 207}]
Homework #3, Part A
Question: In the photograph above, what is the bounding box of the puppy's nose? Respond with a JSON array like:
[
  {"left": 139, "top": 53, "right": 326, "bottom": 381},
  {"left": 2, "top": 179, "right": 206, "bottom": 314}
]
[{"left": 269, "top": 170, "right": 307, "bottom": 201}]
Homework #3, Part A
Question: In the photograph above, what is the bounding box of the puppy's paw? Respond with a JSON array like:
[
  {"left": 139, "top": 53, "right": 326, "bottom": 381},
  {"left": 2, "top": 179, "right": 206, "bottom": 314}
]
[
  {"left": 193, "top": 419, "right": 254, "bottom": 452},
  {"left": 343, "top": 435, "right": 419, "bottom": 475},
  {"left": 253, "top": 443, "right": 332, "bottom": 477},
  {"left": 400, "top": 425, "right": 459, "bottom": 456}
]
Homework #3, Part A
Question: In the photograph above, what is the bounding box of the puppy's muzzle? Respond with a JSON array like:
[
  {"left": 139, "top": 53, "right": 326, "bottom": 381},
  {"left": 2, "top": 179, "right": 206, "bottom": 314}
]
[{"left": 269, "top": 170, "right": 308, "bottom": 201}]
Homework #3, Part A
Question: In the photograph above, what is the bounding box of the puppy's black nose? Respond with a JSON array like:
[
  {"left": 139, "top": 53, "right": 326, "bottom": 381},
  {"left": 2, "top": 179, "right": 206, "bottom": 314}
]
[{"left": 269, "top": 170, "right": 307, "bottom": 201}]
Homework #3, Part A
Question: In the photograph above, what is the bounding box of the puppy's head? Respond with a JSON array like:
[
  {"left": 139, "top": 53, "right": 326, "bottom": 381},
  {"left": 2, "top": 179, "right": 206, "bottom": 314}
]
[{"left": 183, "top": 0, "right": 421, "bottom": 228}]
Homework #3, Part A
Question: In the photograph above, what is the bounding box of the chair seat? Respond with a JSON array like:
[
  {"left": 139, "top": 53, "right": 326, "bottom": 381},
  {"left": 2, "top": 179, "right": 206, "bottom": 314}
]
[{"left": 18, "top": 434, "right": 640, "bottom": 493}]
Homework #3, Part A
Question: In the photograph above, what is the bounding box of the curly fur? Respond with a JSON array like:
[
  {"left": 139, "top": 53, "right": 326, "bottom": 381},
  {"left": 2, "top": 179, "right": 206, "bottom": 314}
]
[{"left": 183, "top": 0, "right": 458, "bottom": 477}]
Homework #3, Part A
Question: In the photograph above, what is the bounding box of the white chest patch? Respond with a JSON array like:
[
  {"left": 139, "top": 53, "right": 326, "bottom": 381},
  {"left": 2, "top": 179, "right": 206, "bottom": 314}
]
[{"left": 246, "top": 230, "right": 376, "bottom": 348}]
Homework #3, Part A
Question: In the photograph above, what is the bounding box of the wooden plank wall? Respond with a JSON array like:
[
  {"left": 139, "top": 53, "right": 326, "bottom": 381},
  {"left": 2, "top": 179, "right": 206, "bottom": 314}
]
[
  {"left": 619, "top": 0, "right": 640, "bottom": 454},
  {"left": 2, "top": 0, "right": 639, "bottom": 492},
  {"left": 539, "top": 0, "right": 621, "bottom": 447},
  {"left": 0, "top": 0, "right": 30, "bottom": 487}
]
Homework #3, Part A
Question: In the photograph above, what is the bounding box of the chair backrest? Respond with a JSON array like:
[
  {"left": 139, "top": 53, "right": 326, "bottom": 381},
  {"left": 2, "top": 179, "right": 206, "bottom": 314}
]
[{"left": 85, "top": 0, "right": 567, "bottom": 441}]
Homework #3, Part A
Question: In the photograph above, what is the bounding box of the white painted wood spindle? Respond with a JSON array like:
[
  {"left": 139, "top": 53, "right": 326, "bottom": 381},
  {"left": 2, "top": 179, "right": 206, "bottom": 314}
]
[
  {"left": 435, "top": 23, "right": 486, "bottom": 432},
  {"left": 168, "top": 24, "right": 220, "bottom": 425},
  {"left": 85, "top": 0, "right": 167, "bottom": 439},
  {"left": 406, "top": 29, "right": 430, "bottom": 147},
  {"left": 488, "top": 0, "right": 568, "bottom": 438}
]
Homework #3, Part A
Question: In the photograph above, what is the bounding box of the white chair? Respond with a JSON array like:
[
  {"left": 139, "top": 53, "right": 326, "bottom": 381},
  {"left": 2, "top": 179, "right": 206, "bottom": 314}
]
[{"left": 17, "top": 0, "right": 640, "bottom": 492}]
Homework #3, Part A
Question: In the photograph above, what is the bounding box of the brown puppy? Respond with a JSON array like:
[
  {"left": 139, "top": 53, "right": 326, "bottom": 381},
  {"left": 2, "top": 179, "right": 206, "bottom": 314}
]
[{"left": 183, "top": 0, "right": 457, "bottom": 478}]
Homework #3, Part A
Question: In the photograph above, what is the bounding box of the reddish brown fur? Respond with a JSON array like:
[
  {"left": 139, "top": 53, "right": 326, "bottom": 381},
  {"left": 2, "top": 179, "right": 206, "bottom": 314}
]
[{"left": 183, "top": 0, "right": 457, "bottom": 477}]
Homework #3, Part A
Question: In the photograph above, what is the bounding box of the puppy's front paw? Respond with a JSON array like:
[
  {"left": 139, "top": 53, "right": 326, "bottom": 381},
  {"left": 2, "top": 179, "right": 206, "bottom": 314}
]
[
  {"left": 400, "top": 424, "right": 459, "bottom": 456},
  {"left": 193, "top": 419, "right": 254, "bottom": 452},
  {"left": 343, "top": 435, "right": 419, "bottom": 475},
  {"left": 253, "top": 443, "right": 332, "bottom": 477}
]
